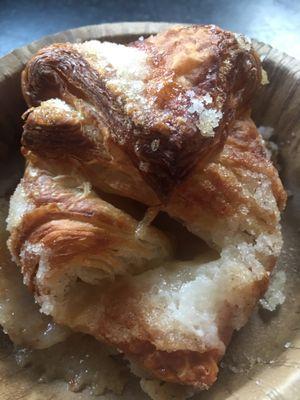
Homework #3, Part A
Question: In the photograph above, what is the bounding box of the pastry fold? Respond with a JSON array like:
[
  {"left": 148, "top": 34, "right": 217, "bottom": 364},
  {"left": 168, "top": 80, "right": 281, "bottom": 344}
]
[
  {"left": 7, "top": 164, "right": 171, "bottom": 293},
  {"left": 7, "top": 25, "right": 286, "bottom": 390},
  {"left": 22, "top": 25, "right": 261, "bottom": 200},
  {"left": 0, "top": 199, "right": 70, "bottom": 349},
  {"left": 8, "top": 117, "right": 285, "bottom": 388}
]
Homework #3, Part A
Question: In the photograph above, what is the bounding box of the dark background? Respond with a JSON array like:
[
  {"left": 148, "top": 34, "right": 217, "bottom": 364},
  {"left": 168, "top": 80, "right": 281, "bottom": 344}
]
[{"left": 0, "top": 0, "right": 299, "bottom": 58}]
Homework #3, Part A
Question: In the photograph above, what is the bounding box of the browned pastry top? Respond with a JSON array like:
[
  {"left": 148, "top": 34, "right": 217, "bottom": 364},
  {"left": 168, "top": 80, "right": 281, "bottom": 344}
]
[
  {"left": 21, "top": 25, "right": 262, "bottom": 199},
  {"left": 6, "top": 24, "right": 286, "bottom": 391},
  {"left": 8, "top": 116, "right": 286, "bottom": 388}
]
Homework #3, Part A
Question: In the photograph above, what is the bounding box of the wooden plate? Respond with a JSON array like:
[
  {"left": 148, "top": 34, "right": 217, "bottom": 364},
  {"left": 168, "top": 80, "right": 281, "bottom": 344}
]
[{"left": 0, "top": 22, "right": 300, "bottom": 400}]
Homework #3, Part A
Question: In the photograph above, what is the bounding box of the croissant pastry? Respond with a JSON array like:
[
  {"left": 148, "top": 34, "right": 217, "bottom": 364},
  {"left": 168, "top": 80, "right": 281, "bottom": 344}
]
[
  {"left": 21, "top": 24, "right": 261, "bottom": 202},
  {"left": 7, "top": 25, "right": 286, "bottom": 391}
]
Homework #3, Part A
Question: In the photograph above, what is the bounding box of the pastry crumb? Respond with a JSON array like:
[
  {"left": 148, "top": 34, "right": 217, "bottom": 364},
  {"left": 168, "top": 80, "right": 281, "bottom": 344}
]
[
  {"left": 260, "top": 270, "right": 286, "bottom": 311},
  {"left": 234, "top": 33, "right": 252, "bottom": 51},
  {"left": 261, "top": 68, "right": 269, "bottom": 85}
]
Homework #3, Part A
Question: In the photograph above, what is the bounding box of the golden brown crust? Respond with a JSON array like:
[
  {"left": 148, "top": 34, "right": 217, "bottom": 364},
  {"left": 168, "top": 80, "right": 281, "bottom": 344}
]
[
  {"left": 167, "top": 116, "right": 286, "bottom": 251},
  {"left": 7, "top": 116, "right": 283, "bottom": 389},
  {"left": 22, "top": 99, "right": 159, "bottom": 205},
  {"left": 130, "top": 347, "right": 220, "bottom": 388},
  {"left": 21, "top": 25, "right": 262, "bottom": 199},
  {"left": 6, "top": 25, "right": 286, "bottom": 390},
  {"left": 7, "top": 165, "right": 172, "bottom": 295}
]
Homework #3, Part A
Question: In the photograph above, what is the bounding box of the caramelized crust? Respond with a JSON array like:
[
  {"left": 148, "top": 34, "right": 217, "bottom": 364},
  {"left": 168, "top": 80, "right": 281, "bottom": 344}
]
[
  {"left": 22, "top": 98, "right": 159, "bottom": 205},
  {"left": 7, "top": 25, "right": 286, "bottom": 391},
  {"left": 22, "top": 25, "right": 262, "bottom": 199},
  {"left": 8, "top": 116, "right": 284, "bottom": 388},
  {"left": 167, "top": 116, "right": 286, "bottom": 253},
  {"left": 7, "top": 165, "right": 171, "bottom": 293}
]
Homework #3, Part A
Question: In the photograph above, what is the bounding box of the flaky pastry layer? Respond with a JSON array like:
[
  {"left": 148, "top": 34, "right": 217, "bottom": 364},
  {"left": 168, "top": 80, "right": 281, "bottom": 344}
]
[
  {"left": 22, "top": 25, "right": 261, "bottom": 199},
  {"left": 6, "top": 25, "right": 286, "bottom": 390}
]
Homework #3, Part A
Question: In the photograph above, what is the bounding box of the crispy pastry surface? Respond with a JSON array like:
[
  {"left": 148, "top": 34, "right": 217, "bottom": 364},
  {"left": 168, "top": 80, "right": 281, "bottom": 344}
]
[
  {"left": 7, "top": 25, "right": 286, "bottom": 390},
  {"left": 22, "top": 25, "right": 261, "bottom": 199},
  {"left": 0, "top": 199, "right": 70, "bottom": 349},
  {"left": 8, "top": 117, "right": 285, "bottom": 388}
]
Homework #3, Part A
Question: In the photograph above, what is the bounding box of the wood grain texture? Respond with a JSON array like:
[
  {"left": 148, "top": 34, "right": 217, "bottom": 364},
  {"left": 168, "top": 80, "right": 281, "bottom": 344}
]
[{"left": 0, "top": 22, "right": 300, "bottom": 400}]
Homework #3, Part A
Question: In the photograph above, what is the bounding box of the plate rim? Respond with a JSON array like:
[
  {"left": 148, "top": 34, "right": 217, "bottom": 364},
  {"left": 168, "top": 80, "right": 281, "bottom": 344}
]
[{"left": 1, "top": 21, "right": 300, "bottom": 80}]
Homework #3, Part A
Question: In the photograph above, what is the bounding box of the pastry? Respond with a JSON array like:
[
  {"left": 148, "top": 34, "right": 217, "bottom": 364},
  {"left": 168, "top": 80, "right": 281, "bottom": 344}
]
[
  {"left": 6, "top": 25, "right": 286, "bottom": 391},
  {"left": 0, "top": 199, "right": 70, "bottom": 349},
  {"left": 21, "top": 24, "right": 261, "bottom": 202}
]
